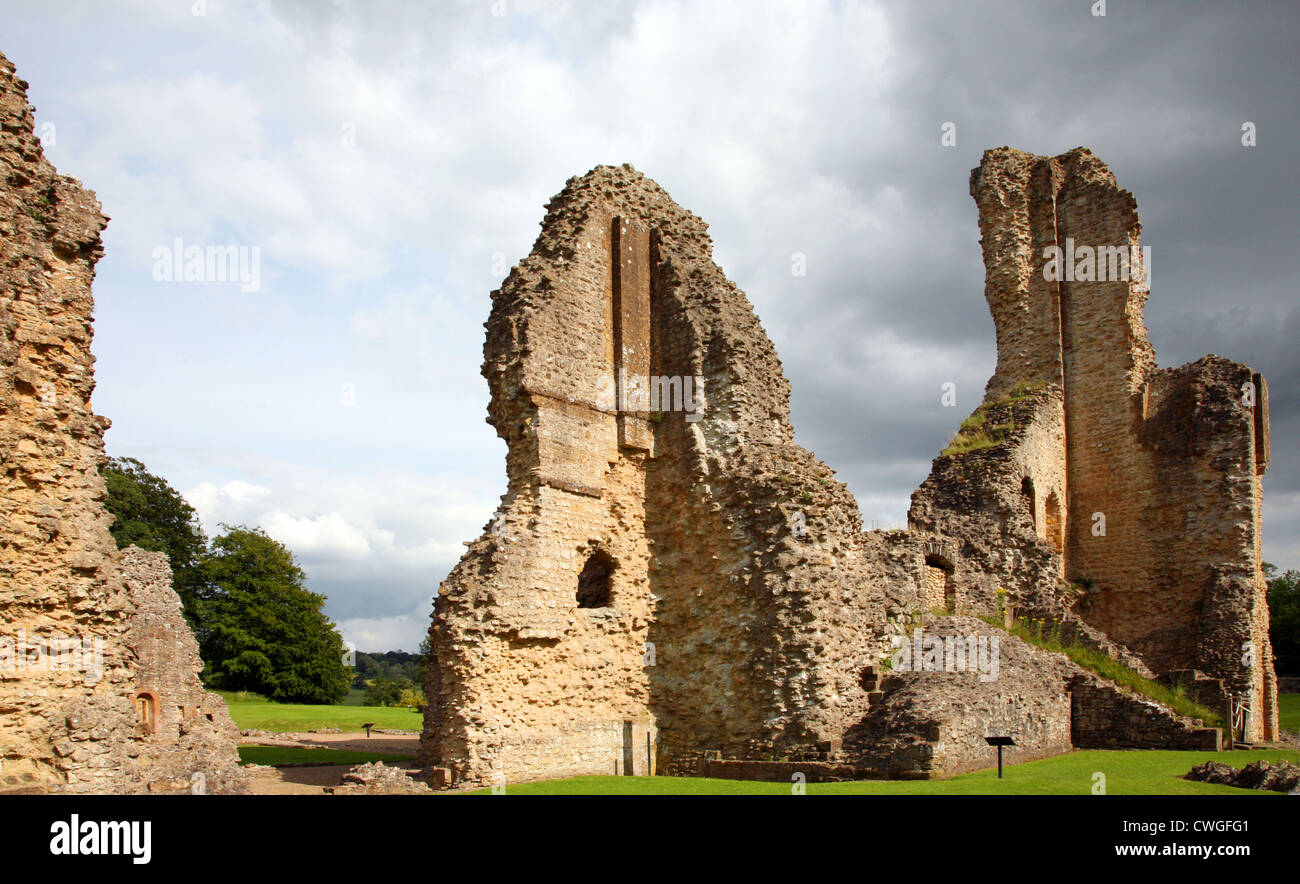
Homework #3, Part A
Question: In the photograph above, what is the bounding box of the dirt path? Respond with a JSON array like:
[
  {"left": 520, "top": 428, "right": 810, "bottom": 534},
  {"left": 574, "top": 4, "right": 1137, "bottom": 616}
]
[{"left": 240, "top": 730, "right": 423, "bottom": 794}]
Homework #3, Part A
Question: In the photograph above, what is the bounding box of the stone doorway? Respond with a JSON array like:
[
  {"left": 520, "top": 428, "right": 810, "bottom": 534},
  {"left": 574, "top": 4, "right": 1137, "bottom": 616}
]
[{"left": 923, "top": 555, "right": 956, "bottom": 613}]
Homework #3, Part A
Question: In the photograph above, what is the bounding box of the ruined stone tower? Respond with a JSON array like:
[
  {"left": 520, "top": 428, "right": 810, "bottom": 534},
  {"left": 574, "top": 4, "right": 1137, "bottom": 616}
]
[
  {"left": 912, "top": 147, "right": 1277, "bottom": 742},
  {"left": 0, "top": 51, "right": 243, "bottom": 792},
  {"left": 422, "top": 164, "right": 928, "bottom": 786}
]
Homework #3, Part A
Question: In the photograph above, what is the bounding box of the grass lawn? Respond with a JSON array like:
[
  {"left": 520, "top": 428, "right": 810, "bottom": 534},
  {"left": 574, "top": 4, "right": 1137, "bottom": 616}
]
[
  {"left": 238, "top": 745, "right": 413, "bottom": 767},
  {"left": 465, "top": 748, "right": 1300, "bottom": 795},
  {"left": 216, "top": 691, "right": 424, "bottom": 732},
  {"left": 1280, "top": 693, "right": 1300, "bottom": 733},
  {"left": 340, "top": 687, "right": 368, "bottom": 707}
]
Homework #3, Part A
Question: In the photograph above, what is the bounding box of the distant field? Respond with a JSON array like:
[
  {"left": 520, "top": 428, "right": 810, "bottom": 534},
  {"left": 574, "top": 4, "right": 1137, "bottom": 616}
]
[
  {"left": 1280, "top": 693, "right": 1299, "bottom": 733},
  {"left": 216, "top": 691, "right": 423, "bottom": 732},
  {"left": 238, "top": 745, "right": 412, "bottom": 767},
  {"left": 464, "top": 748, "right": 1300, "bottom": 796}
]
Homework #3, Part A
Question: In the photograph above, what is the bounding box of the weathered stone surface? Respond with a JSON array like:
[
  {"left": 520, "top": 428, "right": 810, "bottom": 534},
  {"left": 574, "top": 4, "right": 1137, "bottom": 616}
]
[
  {"left": 422, "top": 164, "right": 931, "bottom": 786},
  {"left": 330, "top": 762, "right": 431, "bottom": 795},
  {"left": 0, "top": 50, "right": 243, "bottom": 793},
  {"left": 424, "top": 149, "right": 1271, "bottom": 786},
  {"left": 911, "top": 146, "right": 1278, "bottom": 742},
  {"left": 1186, "top": 759, "right": 1300, "bottom": 793},
  {"left": 119, "top": 547, "right": 247, "bottom": 793},
  {"left": 846, "top": 616, "right": 1076, "bottom": 777}
]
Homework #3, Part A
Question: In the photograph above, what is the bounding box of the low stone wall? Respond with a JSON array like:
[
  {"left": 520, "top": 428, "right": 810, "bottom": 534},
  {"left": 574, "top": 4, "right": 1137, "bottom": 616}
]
[
  {"left": 696, "top": 758, "right": 866, "bottom": 783},
  {"left": 1069, "top": 675, "right": 1221, "bottom": 751},
  {"left": 449, "top": 718, "right": 657, "bottom": 787}
]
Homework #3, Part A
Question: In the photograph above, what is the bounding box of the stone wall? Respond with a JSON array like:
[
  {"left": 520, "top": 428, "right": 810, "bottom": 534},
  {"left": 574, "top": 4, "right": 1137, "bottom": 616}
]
[
  {"left": 1069, "top": 675, "right": 1222, "bottom": 751},
  {"left": 423, "top": 165, "right": 930, "bottom": 787},
  {"left": 909, "top": 388, "right": 1068, "bottom": 618},
  {"left": 120, "top": 547, "right": 247, "bottom": 793},
  {"left": 0, "top": 50, "right": 242, "bottom": 793},
  {"left": 913, "top": 147, "right": 1277, "bottom": 742},
  {"left": 426, "top": 152, "right": 1275, "bottom": 787},
  {"left": 0, "top": 50, "right": 142, "bottom": 792},
  {"left": 844, "top": 617, "right": 1076, "bottom": 778}
]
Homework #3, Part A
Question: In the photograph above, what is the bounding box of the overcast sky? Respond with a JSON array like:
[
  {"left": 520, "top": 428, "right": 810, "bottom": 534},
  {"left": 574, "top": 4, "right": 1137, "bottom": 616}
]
[{"left": 3, "top": 0, "right": 1296, "bottom": 652}]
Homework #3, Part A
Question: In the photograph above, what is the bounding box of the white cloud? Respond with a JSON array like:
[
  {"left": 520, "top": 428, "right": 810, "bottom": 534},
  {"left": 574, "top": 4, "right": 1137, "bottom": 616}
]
[
  {"left": 260, "top": 511, "right": 381, "bottom": 561},
  {"left": 338, "top": 613, "right": 430, "bottom": 657}
]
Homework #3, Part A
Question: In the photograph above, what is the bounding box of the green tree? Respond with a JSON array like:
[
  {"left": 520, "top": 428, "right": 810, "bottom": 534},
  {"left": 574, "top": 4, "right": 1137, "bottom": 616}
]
[
  {"left": 1265, "top": 562, "right": 1300, "bottom": 676},
  {"left": 101, "top": 456, "right": 208, "bottom": 625},
  {"left": 362, "top": 676, "right": 414, "bottom": 707},
  {"left": 199, "top": 525, "right": 351, "bottom": 704}
]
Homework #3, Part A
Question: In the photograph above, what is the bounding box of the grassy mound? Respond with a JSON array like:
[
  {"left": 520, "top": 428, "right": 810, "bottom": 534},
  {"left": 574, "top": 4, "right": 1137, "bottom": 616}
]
[
  {"left": 941, "top": 382, "right": 1045, "bottom": 456},
  {"left": 983, "top": 616, "right": 1223, "bottom": 727}
]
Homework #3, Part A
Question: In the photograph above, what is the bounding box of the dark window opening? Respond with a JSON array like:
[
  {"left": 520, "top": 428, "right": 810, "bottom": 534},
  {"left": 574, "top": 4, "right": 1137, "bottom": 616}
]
[
  {"left": 1020, "top": 475, "right": 1036, "bottom": 531},
  {"left": 577, "top": 551, "right": 615, "bottom": 609}
]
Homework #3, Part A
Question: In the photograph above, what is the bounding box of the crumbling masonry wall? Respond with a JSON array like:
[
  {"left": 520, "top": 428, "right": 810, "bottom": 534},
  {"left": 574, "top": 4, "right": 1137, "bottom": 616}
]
[
  {"left": 423, "top": 165, "right": 931, "bottom": 786},
  {"left": 912, "top": 147, "right": 1276, "bottom": 741},
  {"left": 0, "top": 51, "right": 243, "bottom": 792},
  {"left": 120, "top": 547, "right": 246, "bottom": 793},
  {"left": 428, "top": 149, "right": 1277, "bottom": 786}
]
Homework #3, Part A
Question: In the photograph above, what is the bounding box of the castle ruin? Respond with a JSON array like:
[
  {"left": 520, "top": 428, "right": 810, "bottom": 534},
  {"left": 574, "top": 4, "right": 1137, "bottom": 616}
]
[
  {"left": 0, "top": 42, "right": 1276, "bottom": 792},
  {"left": 423, "top": 149, "right": 1277, "bottom": 786}
]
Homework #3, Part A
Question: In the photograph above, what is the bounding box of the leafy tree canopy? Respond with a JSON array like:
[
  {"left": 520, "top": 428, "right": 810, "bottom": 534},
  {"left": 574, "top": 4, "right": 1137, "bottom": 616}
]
[
  {"left": 199, "top": 525, "right": 351, "bottom": 705},
  {"left": 1265, "top": 563, "right": 1300, "bottom": 677}
]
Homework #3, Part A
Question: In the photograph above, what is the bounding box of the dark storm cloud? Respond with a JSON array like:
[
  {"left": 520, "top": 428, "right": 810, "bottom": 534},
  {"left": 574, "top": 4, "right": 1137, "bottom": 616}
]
[{"left": 730, "top": 0, "right": 1299, "bottom": 567}]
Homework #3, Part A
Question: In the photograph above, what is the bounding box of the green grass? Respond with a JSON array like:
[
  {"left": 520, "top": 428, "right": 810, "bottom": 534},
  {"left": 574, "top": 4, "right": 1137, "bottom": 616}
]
[
  {"left": 237, "top": 745, "right": 412, "bottom": 767},
  {"left": 941, "top": 383, "right": 1045, "bottom": 456},
  {"left": 985, "top": 617, "right": 1223, "bottom": 727},
  {"left": 464, "top": 748, "right": 1300, "bottom": 795},
  {"left": 216, "top": 691, "right": 424, "bottom": 732},
  {"left": 1280, "top": 693, "right": 1300, "bottom": 733}
]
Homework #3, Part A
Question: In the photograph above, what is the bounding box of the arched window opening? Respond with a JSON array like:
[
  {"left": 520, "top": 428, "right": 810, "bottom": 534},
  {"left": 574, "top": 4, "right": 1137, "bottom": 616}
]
[
  {"left": 923, "top": 555, "right": 956, "bottom": 613},
  {"left": 134, "top": 692, "right": 157, "bottom": 736},
  {"left": 1044, "top": 491, "right": 1064, "bottom": 556},
  {"left": 577, "top": 551, "right": 615, "bottom": 609}
]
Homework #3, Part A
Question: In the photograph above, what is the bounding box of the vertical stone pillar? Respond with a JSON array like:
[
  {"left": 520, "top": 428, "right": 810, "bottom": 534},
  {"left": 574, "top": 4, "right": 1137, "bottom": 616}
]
[{"left": 612, "top": 216, "right": 654, "bottom": 453}]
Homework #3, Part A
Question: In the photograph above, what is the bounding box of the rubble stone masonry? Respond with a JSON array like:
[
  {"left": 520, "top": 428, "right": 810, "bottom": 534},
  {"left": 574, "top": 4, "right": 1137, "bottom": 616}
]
[
  {"left": 914, "top": 147, "right": 1275, "bottom": 741},
  {"left": 422, "top": 165, "right": 937, "bottom": 786},
  {"left": 428, "top": 148, "right": 1278, "bottom": 785},
  {"left": 0, "top": 51, "right": 243, "bottom": 792}
]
